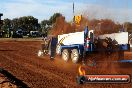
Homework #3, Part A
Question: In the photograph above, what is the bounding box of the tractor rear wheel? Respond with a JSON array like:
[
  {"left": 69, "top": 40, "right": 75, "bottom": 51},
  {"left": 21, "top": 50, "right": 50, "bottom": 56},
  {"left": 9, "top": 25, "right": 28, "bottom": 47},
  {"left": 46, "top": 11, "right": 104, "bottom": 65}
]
[
  {"left": 71, "top": 49, "right": 79, "bottom": 63},
  {"left": 62, "top": 49, "right": 69, "bottom": 62}
]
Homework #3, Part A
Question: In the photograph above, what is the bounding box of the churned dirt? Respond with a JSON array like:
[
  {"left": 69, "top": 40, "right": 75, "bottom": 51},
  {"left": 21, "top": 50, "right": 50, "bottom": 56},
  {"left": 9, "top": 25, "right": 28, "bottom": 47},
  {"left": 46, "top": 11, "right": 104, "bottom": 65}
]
[{"left": 0, "top": 40, "right": 132, "bottom": 88}]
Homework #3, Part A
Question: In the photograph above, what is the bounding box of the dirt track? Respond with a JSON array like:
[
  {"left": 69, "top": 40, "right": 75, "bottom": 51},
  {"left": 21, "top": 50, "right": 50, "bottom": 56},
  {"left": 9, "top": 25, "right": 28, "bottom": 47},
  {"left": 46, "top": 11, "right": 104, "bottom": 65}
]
[{"left": 0, "top": 40, "right": 132, "bottom": 88}]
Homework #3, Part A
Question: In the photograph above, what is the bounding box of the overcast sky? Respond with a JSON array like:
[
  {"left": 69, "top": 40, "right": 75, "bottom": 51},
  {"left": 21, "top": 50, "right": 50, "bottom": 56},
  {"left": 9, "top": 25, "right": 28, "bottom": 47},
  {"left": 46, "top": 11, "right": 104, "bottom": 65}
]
[{"left": 0, "top": 0, "right": 132, "bottom": 23}]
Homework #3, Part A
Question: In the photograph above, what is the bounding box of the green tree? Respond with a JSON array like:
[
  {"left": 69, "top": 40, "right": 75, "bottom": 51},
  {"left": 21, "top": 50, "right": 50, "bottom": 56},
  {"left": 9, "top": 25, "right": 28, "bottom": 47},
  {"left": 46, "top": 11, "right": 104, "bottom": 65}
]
[
  {"left": 40, "top": 20, "right": 51, "bottom": 36},
  {"left": 12, "top": 18, "right": 19, "bottom": 32},
  {"left": 49, "top": 13, "right": 62, "bottom": 24},
  {"left": 26, "top": 16, "right": 39, "bottom": 31},
  {"left": 1, "top": 18, "right": 11, "bottom": 33},
  {"left": 11, "top": 16, "right": 39, "bottom": 32}
]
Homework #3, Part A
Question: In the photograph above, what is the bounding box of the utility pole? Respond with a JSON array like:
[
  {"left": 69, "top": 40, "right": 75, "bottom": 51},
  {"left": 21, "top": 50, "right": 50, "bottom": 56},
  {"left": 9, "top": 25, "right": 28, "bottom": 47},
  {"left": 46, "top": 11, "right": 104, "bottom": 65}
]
[{"left": 73, "top": 2, "right": 75, "bottom": 23}]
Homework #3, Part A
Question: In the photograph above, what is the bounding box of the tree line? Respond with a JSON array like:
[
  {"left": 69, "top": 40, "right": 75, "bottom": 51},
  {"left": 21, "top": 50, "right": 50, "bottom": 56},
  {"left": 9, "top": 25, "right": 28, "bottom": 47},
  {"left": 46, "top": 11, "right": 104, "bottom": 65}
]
[{"left": 0, "top": 13, "right": 62, "bottom": 36}]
